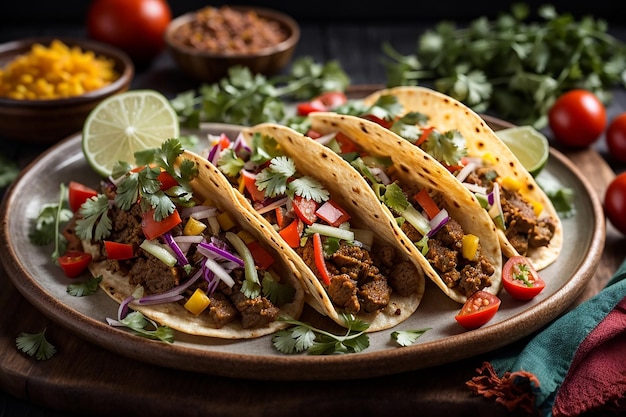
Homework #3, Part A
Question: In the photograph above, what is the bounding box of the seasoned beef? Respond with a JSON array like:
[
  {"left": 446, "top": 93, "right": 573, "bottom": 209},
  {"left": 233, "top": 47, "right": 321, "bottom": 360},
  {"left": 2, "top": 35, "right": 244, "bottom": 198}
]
[
  {"left": 208, "top": 292, "right": 238, "bottom": 328},
  {"left": 426, "top": 239, "right": 458, "bottom": 273},
  {"left": 230, "top": 290, "right": 279, "bottom": 329},
  {"left": 458, "top": 262, "right": 492, "bottom": 296},
  {"left": 328, "top": 274, "right": 360, "bottom": 314},
  {"left": 400, "top": 220, "right": 423, "bottom": 242},
  {"left": 388, "top": 261, "right": 422, "bottom": 296},
  {"left": 358, "top": 276, "right": 391, "bottom": 313},
  {"left": 127, "top": 252, "right": 181, "bottom": 294},
  {"left": 529, "top": 217, "right": 557, "bottom": 248},
  {"left": 432, "top": 218, "right": 464, "bottom": 249},
  {"left": 501, "top": 189, "right": 556, "bottom": 254},
  {"left": 108, "top": 203, "right": 144, "bottom": 246}
]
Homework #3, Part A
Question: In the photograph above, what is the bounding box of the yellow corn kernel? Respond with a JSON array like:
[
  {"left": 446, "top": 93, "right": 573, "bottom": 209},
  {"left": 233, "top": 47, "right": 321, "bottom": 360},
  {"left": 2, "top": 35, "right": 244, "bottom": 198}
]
[
  {"left": 183, "top": 217, "right": 207, "bottom": 236},
  {"left": 237, "top": 229, "right": 256, "bottom": 244},
  {"left": 500, "top": 176, "right": 523, "bottom": 192},
  {"left": 482, "top": 152, "right": 497, "bottom": 165},
  {"left": 529, "top": 200, "right": 544, "bottom": 217},
  {"left": 462, "top": 234, "right": 480, "bottom": 261},
  {"left": 216, "top": 211, "right": 236, "bottom": 231},
  {"left": 184, "top": 288, "right": 211, "bottom": 315}
]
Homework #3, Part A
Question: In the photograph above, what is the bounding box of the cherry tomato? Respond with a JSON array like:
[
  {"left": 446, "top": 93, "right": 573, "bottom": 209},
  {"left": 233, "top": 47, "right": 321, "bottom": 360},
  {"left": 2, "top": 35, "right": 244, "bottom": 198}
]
[
  {"left": 104, "top": 241, "right": 135, "bottom": 260},
  {"left": 604, "top": 172, "right": 626, "bottom": 235},
  {"left": 86, "top": 0, "right": 172, "bottom": 64},
  {"left": 502, "top": 256, "right": 546, "bottom": 300},
  {"left": 454, "top": 290, "right": 501, "bottom": 330},
  {"left": 296, "top": 91, "right": 347, "bottom": 116},
  {"left": 548, "top": 89, "right": 607, "bottom": 148},
  {"left": 606, "top": 113, "right": 626, "bottom": 164},
  {"left": 68, "top": 181, "right": 98, "bottom": 212},
  {"left": 58, "top": 251, "right": 92, "bottom": 278}
]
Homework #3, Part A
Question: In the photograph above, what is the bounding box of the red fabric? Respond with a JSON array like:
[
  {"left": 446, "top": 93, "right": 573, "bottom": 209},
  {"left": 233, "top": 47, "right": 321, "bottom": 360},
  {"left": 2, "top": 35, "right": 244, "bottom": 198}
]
[{"left": 552, "top": 297, "right": 626, "bottom": 417}]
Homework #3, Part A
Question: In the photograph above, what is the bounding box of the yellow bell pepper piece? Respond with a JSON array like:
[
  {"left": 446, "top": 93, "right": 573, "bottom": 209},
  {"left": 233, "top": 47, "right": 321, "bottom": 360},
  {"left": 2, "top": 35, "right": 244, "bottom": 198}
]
[
  {"left": 500, "top": 176, "right": 523, "bottom": 192},
  {"left": 183, "top": 217, "right": 207, "bottom": 236},
  {"left": 462, "top": 234, "right": 480, "bottom": 260},
  {"left": 217, "top": 211, "right": 236, "bottom": 231},
  {"left": 481, "top": 152, "right": 497, "bottom": 166},
  {"left": 529, "top": 200, "right": 544, "bottom": 217},
  {"left": 237, "top": 229, "right": 256, "bottom": 244},
  {"left": 184, "top": 288, "right": 211, "bottom": 316}
]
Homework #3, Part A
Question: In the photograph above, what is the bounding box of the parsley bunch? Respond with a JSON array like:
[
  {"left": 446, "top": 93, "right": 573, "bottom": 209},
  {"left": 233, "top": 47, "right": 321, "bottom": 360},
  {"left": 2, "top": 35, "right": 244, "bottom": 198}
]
[
  {"left": 170, "top": 57, "right": 350, "bottom": 128},
  {"left": 383, "top": 3, "right": 626, "bottom": 128}
]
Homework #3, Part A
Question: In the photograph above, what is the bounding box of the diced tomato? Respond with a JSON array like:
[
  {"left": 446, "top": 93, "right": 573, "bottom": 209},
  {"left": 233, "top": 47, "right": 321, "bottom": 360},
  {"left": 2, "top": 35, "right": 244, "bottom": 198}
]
[
  {"left": 312, "top": 233, "right": 331, "bottom": 285},
  {"left": 502, "top": 256, "right": 546, "bottom": 300},
  {"left": 141, "top": 209, "right": 182, "bottom": 240},
  {"left": 296, "top": 91, "right": 347, "bottom": 116},
  {"left": 157, "top": 171, "right": 179, "bottom": 191},
  {"left": 104, "top": 241, "right": 135, "bottom": 260},
  {"left": 315, "top": 199, "right": 351, "bottom": 226},
  {"left": 297, "top": 100, "right": 327, "bottom": 116},
  {"left": 455, "top": 290, "right": 501, "bottom": 330},
  {"left": 292, "top": 196, "right": 318, "bottom": 225},
  {"left": 241, "top": 170, "right": 266, "bottom": 202},
  {"left": 279, "top": 219, "right": 303, "bottom": 248},
  {"left": 246, "top": 240, "right": 275, "bottom": 270},
  {"left": 361, "top": 114, "right": 392, "bottom": 129},
  {"left": 415, "top": 126, "right": 435, "bottom": 146},
  {"left": 334, "top": 132, "right": 359, "bottom": 153},
  {"left": 58, "top": 250, "right": 92, "bottom": 278},
  {"left": 214, "top": 133, "right": 231, "bottom": 149},
  {"left": 68, "top": 181, "right": 98, "bottom": 212},
  {"left": 414, "top": 188, "right": 440, "bottom": 220},
  {"left": 305, "top": 129, "right": 322, "bottom": 139}
]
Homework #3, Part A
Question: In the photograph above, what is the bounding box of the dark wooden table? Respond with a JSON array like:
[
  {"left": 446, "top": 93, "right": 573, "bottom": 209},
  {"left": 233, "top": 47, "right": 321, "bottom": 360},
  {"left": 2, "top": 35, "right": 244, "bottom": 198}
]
[{"left": 2, "top": 12, "right": 626, "bottom": 417}]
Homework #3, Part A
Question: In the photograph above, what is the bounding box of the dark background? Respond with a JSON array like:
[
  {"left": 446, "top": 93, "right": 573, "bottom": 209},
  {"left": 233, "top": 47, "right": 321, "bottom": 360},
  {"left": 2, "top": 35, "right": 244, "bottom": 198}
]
[{"left": 1, "top": 0, "right": 624, "bottom": 24}]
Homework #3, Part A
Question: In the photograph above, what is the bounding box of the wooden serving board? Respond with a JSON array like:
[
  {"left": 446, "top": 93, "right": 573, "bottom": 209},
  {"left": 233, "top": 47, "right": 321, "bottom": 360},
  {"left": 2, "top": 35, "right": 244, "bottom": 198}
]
[{"left": 1, "top": 88, "right": 625, "bottom": 415}]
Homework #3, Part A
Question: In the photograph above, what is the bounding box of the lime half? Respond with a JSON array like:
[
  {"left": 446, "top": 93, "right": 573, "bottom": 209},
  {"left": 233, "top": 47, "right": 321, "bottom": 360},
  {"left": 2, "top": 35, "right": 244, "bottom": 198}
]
[
  {"left": 495, "top": 125, "right": 549, "bottom": 177},
  {"left": 82, "top": 90, "right": 180, "bottom": 177}
]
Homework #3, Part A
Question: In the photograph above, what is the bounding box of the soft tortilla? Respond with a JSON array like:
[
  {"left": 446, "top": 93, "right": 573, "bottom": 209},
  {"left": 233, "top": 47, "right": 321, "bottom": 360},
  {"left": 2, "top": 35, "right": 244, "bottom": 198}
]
[
  {"left": 85, "top": 150, "right": 305, "bottom": 339},
  {"left": 309, "top": 112, "right": 503, "bottom": 303},
  {"left": 362, "top": 86, "right": 563, "bottom": 271},
  {"left": 233, "top": 123, "right": 427, "bottom": 332}
]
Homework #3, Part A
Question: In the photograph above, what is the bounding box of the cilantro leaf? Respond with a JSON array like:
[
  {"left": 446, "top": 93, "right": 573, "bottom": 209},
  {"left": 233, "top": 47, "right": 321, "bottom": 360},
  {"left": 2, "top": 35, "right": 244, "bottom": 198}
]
[
  {"left": 421, "top": 129, "right": 467, "bottom": 166},
  {"left": 16, "top": 328, "right": 56, "bottom": 360},
  {"left": 288, "top": 177, "right": 329, "bottom": 203},
  {"left": 67, "top": 275, "right": 103, "bottom": 297},
  {"left": 262, "top": 272, "right": 296, "bottom": 306},
  {"left": 113, "top": 311, "right": 174, "bottom": 343},
  {"left": 217, "top": 149, "right": 245, "bottom": 177},
  {"left": 391, "top": 328, "right": 431, "bottom": 347},
  {"left": 75, "top": 194, "right": 112, "bottom": 241}
]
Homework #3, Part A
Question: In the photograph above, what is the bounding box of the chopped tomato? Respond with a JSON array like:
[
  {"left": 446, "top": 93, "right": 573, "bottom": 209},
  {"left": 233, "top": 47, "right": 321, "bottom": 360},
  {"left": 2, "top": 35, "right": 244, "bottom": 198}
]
[
  {"left": 454, "top": 290, "right": 501, "bottom": 330},
  {"left": 214, "top": 133, "right": 231, "bottom": 149},
  {"left": 361, "top": 114, "right": 392, "bottom": 129},
  {"left": 297, "top": 101, "right": 326, "bottom": 116},
  {"left": 68, "top": 181, "right": 98, "bottom": 212},
  {"left": 58, "top": 250, "right": 92, "bottom": 278},
  {"left": 312, "top": 233, "right": 331, "bottom": 285},
  {"left": 141, "top": 209, "right": 182, "bottom": 240},
  {"left": 279, "top": 218, "right": 303, "bottom": 248},
  {"left": 157, "top": 171, "right": 179, "bottom": 191},
  {"left": 502, "top": 256, "right": 546, "bottom": 300},
  {"left": 296, "top": 91, "right": 347, "bottom": 116},
  {"left": 305, "top": 129, "right": 322, "bottom": 139},
  {"left": 241, "top": 170, "right": 266, "bottom": 202},
  {"left": 292, "top": 196, "right": 318, "bottom": 225},
  {"left": 315, "top": 199, "right": 351, "bottom": 226},
  {"left": 246, "top": 240, "right": 275, "bottom": 270},
  {"left": 414, "top": 188, "right": 440, "bottom": 220},
  {"left": 334, "top": 132, "right": 359, "bottom": 153},
  {"left": 104, "top": 241, "right": 135, "bottom": 260}
]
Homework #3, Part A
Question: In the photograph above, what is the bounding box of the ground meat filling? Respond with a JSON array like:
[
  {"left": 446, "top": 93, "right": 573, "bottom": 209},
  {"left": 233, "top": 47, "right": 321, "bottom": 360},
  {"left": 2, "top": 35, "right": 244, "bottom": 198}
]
[
  {"left": 93, "top": 194, "right": 281, "bottom": 329},
  {"left": 465, "top": 168, "right": 557, "bottom": 256},
  {"left": 297, "top": 240, "right": 420, "bottom": 315}
]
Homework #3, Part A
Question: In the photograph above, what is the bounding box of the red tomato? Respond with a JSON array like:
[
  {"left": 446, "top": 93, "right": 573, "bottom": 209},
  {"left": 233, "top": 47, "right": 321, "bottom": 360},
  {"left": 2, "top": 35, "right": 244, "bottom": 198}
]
[
  {"left": 242, "top": 171, "right": 266, "bottom": 203},
  {"left": 246, "top": 240, "right": 275, "bottom": 270},
  {"left": 606, "top": 113, "right": 626, "bottom": 164},
  {"left": 141, "top": 209, "right": 182, "bottom": 240},
  {"left": 502, "top": 256, "right": 546, "bottom": 300},
  {"left": 548, "top": 89, "right": 607, "bottom": 148},
  {"left": 361, "top": 114, "right": 392, "bottom": 129},
  {"left": 58, "top": 251, "right": 92, "bottom": 278},
  {"left": 68, "top": 181, "right": 98, "bottom": 212},
  {"left": 315, "top": 199, "right": 351, "bottom": 226},
  {"left": 296, "top": 91, "right": 347, "bottom": 116},
  {"left": 454, "top": 290, "right": 501, "bottom": 330},
  {"left": 86, "top": 0, "right": 172, "bottom": 63},
  {"left": 604, "top": 172, "right": 626, "bottom": 235},
  {"left": 157, "top": 171, "right": 179, "bottom": 191},
  {"left": 104, "top": 241, "right": 135, "bottom": 260},
  {"left": 279, "top": 219, "right": 303, "bottom": 248},
  {"left": 292, "top": 196, "right": 318, "bottom": 225}
]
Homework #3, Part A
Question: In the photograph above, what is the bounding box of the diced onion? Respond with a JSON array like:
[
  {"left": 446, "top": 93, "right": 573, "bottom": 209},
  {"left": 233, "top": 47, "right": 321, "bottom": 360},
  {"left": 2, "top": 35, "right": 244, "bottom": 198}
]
[
  {"left": 203, "top": 257, "right": 236, "bottom": 288},
  {"left": 455, "top": 161, "right": 477, "bottom": 183},
  {"left": 463, "top": 182, "right": 488, "bottom": 194},
  {"left": 369, "top": 167, "right": 392, "bottom": 185},
  {"left": 256, "top": 196, "right": 289, "bottom": 215},
  {"left": 427, "top": 208, "right": 449, "bottom": 238}
]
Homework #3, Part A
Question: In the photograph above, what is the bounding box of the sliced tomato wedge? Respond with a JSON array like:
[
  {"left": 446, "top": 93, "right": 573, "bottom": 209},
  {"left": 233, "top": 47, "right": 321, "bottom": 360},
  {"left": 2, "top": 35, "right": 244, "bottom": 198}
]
[
  {"left": 241, "top": 170, "right": 266, "bottom": 202},
  {"left": 104, "top": 241, "right": 135, "bottom": 260},
  {"left": 279, "top": 218, "right": 303, "bottom": 248},
  {"left": 58, "top": 250, "right": 92, "bottom": 278},
  {"left": 141, "top": 209, "right": 182, "bottom": 240},
  {"left": 315, "top": 199, "right": 351, "bottom": 226},
  {"left": 455, "top": 290, "right": 501, "bottom": 330},
  {"left": 292, "top": 196, "right": 318, "bottom": 225},
  {"left": 297, "top": 91, "right": 348, "bottom": 116},
  {"left": 68, "top": 181, "right": 98, "bottom": 212},
  {"left": 502, "top": 256, "right": 546, "bottom": 300}
]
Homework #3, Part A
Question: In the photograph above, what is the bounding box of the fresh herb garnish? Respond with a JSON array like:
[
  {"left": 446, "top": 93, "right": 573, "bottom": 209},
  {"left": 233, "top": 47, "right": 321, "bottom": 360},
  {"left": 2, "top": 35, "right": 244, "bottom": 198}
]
[
  {"left": 272, "top": 314, "right": 370, "bottom": 355},
  {"left": 382, "top": 4, "right": 626, "bottom": 128},
  {"left": 109, "top": 311, "right": 175, "bottom": 343},
  {"left": 67, "top": 275, "right": 103, "bottom": 297},
  {"left": 256, "top": 156, "right": 329, "bottom": 202},
  {"left": 0, "top": 153, "right": 19, "bottom": 188},
  {"left": 28, "top": 184, "right": 73, "bottom": 261},
  {"left": 16, "top": 328, "right": 56, "bottom": 360},
  {"left": 262, "top": 272, "right": 296, "bottom": 306},
  {"left": 170, "top": 57, "right": 350, "bottom": 128},
  {"left": 391, "top": 329, "right": 431, "bottom": 347}
]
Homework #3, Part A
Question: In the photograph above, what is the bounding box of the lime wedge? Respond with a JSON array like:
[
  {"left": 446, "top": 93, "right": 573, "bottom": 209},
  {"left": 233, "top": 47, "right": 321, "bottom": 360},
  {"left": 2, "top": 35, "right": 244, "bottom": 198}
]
[
  {"left": 82, "top": 90, "right": 180, "bottom": 177},
  {"left": 495, "top": 125, "right": 549, "bottom": 177}
]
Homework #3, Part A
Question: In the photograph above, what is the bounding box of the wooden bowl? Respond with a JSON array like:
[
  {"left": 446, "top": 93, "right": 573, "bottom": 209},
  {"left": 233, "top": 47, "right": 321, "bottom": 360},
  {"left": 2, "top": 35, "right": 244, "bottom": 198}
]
[
  {"left": 165, "top": 6, "right": 300, "bottom": 83},
  {"left": 0, "top": 37, "right": 134, "bottom": 144}
]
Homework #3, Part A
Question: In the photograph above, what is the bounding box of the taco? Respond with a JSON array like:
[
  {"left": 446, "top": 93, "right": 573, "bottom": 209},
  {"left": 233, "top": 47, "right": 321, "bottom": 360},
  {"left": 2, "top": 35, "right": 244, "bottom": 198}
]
[
  {"left": 355, "top": 86, "right": 562, "bottom": 271},
  {"left": 213, "top": 123, "right": 426, "bottom": 331},
  {"left": 77, "top": 140, "right": 305, "bottom": 339},
  {"left": 308, "top": 112, "right": 503, "bottom": 303}
]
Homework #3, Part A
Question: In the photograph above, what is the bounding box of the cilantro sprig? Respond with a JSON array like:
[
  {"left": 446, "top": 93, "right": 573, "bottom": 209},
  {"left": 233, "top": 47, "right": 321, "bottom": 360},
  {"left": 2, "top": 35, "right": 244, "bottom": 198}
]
[
  {"left": 16, "top": 328, "right": 56, "bottom": 360},
  {"left": 383, "top": 4, "right": 626, "bottom": 128},
  {"left": 28, "top": 183, "right": 73, "bottom": 261},
  {"left": 272, "top": 314, "right": 370, "bottom": 355},
  {"left": 108, "top": 311, "right": 174, "bottom": 343}
]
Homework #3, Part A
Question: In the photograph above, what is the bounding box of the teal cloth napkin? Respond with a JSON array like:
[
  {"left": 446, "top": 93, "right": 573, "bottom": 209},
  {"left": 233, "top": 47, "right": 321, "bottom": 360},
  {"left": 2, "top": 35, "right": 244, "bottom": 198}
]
[{"left": 468, "top": 258, "right": 626, "bottom": 416}]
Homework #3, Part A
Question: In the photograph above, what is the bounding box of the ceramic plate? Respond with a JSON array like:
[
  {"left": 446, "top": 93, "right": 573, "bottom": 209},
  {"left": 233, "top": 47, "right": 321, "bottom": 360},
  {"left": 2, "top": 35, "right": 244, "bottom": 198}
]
[{"left": 0, "top": 123, "right": 605, "bottom": 381}]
